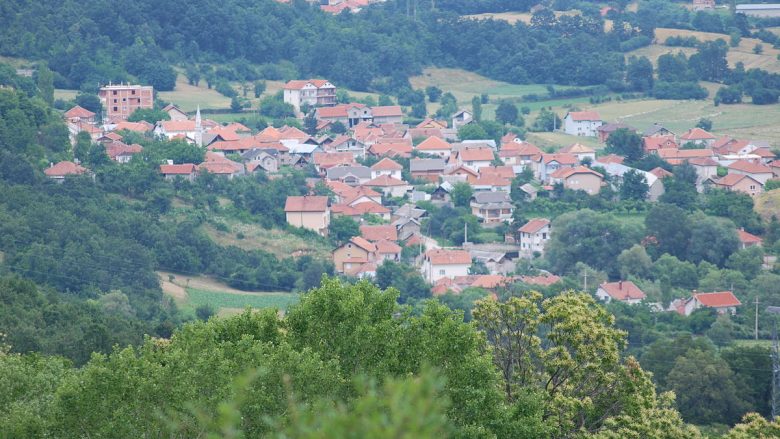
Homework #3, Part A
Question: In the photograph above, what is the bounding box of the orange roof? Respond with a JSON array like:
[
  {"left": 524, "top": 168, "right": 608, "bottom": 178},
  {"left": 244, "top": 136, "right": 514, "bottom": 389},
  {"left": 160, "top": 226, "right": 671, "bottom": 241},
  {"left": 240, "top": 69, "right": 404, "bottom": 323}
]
[
  {"left": 649, "top": 167, "right": 673, "bottom": 179},
  {"left": 550, "top": 165, "right": 603, "bottom": 180},
  {"left": 350, "top": 201, "right": 390, "bottom": 215},
  {"left": 518, "top": 218, "right": 550, "bottom": 234},
  {"left": 371, "top": 157, "right": 403, "bottom": 171},
  {"left": 198, "top": 159, "right": 242, "bottom": 175},
  {"left": 360, "top": 225, "right": 398, "bottom": 242},
  {"left": 479, "top": 166, "right": 515, "bottom": 179},
  {"left": 317, "top": 103, "right": 364, "bottom": 119},
  {"left": 520, "top": 274, "right": 561, "bottom": 286},
  {"left": 599, "top": 281, "right": 646, "bottom": 301},
  {"left": 567, "top": 111, "right": 601, "bottom": 121},
  {"left": 349, "top": 236, "right": 377, "bottom": 253},
  {"left": 715, "top": 173, "right": 761, "bottom": 187},
  {"left": 687, "top": 157, "right": 718, "bottom": 167},
  {"left": 473, "top": 174, "right": 511, "bottom": 187},
  {"left": 727, "top": 160, "right": 772, "bottom": 174},
  {"left": 542, "top": 153, "right": 578, "bottom": 165},
  {"left": 159, "top": 120, "right": 196, "bottom": 132},
  {"left": 737, "top": 229, "right": 762, "bottom": 244},
  {"left": 560, "top": 143, "right": 595, "bottom": 154},
  {"left": 425, "top": 249, "right": 472, "bottom": 265},
  {"left": 44, "top": 161, "right": 87, "bottom": 177},
  {"left": 283, "top": 79, "right": 332, "bottom": 90},
  {"left": 459, "top": 147, "right": 495, "bottom": 162},
  {"left": 375, "top": 239, "right": 402, "bottom": 254},
  {"left": 681, "top": 127, "right": 715, "bottom": 141},
  {"left": 65, "top": 105, "right": 95, "bottom": 119},
  {"left": 101, "top": 132, "right": 123, "bottom": 141},
  {"left": 694, "top": 291, "right": 741, "bottom": 308},
  {"left": 597, "top": 154, "right": 625, "bottom": 164},
  {"left": 470, "top": 275, "right": 512, "bottom": 289},
  {"left": 364, "top": 175, "right": 407, "bottom": 187},
  {"left": 106, "top": 142, "right": 143, "bottom": 159},
  {"left": 312, "top": 152, "right": 356, "bottom": 169},
  {"left": 644, "top": 135, "right": 678, "bottom": 151},
  {"left": 284, "top": 196, "right": 329, "bottom": 212},
  {"left": 416, "top": 136, "right": 451, "bottom": 151},
  {"left": 114, "top": 121, "right": 152, "bottom": 132},
  {"left": 657, "top": 148, "right": 713, "bottom": 159},
  {"left": 417, "top": 118, "right": 448, "bottom": 129},
  {"left": 753, "top": 148, "right": 775, "bottom": 159},
  {"left": 372, "top": 106, "right": 403, "bottom": 117},
  {"left": 160, "top": 164, "right": 196, "bottom": 175}
]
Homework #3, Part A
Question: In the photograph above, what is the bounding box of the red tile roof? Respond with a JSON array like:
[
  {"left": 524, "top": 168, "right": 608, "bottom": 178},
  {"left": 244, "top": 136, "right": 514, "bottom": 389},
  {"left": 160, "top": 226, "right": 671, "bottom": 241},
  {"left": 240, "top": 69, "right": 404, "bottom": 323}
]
[
  {"left": 459, "top": 147, "right": 495, "bottom": 162},
  {"left": 520, "top": 274, "right": 561, "bottom": 286},
  {"left": 312, "top": 152, "right": 356, "bottom": 169},
  {"left": 283, "top": 79, "right": 332, "bottom": 90},
  {"left": 284, "top": 196, "right": 329, "bottom": 212},
  {"left": 364, "top": 175, "right": 407, "bottom": 187},
  {"left": 687, "top": 157, "right": 718, "bottom": 167},
  {"left": 644, "top": 135, "right": 678, "bottom": 151},
  {"left": 518, "top": 218, "right": 550, "bottom": 234},
  {"left": 470, "top": 275, "right": 512, "bottom": 289},
  {"left": 694, "top": 291, "right": 741, "bottom": 308},
  {"left": 542, "top": 153, "right": 578, "bottom": 165},
  {"left": 550, "top": 165, "right": 603, "bottom": 180},
  {"left": 416, "top": 136, "right": 451, "bottom": 151},
  {"left": 372, "top": 105, "right": 403, "bottom": 117},
  {"left": 737, "top": 229, "right": 762, "bottom": 244},
  {"left": 114, "top": 121, "right": 152, "bottom": 132},
  {"left": 106, "top": 142, "right": 143, "bottom": 160},
  {"left": 479, "top": 166, "right": 515, "bottom": 179},
  {"left": 567, "top": 111, "right": 601, "bottom": 121},
  {"left": 349, "top": 236, "right": 377, "bottom": 253},
  {"left": 727, "top": 160, "right": 772, "bottom": 174},
  {"left": 375, "top": 239, "right": 402, "bottom": 254},
  {"left": 360, "top": 225, "right": 398, "bottom": 242},
  {"left": 159, "top": 120, "right": 196, "bottom": 132},
  {"left": 425, "top": 249, "right": 472, "bottom": 265},
  {"left": 597, "top": 154, "right": 625, "bottom": 164},
  {"left": 559, "top": 143, "right": 595, "bottom": 154},
  {"left": 681, "top": 127, "right": 715, "bottom": 141},
  {"left": 160, "top": 164, "right": 196, "bottom": 175},
  {"left": 599, "top": 281, "right": 646, "bottom": 301},
  {"left": 371, "top": 157, "right": 403, "bottom": 171},
  {"left": 472, "top": 174, "right": 511, "bottom": 187},
  {"left": 44, "top": 161, "right": 88, "bottom": 177},
  {"left": 64, "top": 105, "right": 95, "bottom": 119},
  {"left": 649, "top": 167, "right": 674, "bottom": 179},
  {"left": 715, "top": 173, "right": 761, "bottom": 187}
]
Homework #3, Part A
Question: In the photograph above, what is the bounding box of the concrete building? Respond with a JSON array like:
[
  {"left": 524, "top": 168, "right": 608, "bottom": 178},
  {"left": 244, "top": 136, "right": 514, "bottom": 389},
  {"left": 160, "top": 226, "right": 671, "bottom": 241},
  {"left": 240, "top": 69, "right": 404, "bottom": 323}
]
[
  {"left": 99, "top": 83, "right": 153, "bottom": 121},
  {"left": 283, "top": 79, "right": 337, "bottom": 111},
  {"left": 421, "top": 249, "right": 472, "bottom": 283},
  {"left": 284, "top": 196, "right": 330, "bottom": 236},
  {"left": 563, "top": 111, "right": 603, "bottom": 137}
]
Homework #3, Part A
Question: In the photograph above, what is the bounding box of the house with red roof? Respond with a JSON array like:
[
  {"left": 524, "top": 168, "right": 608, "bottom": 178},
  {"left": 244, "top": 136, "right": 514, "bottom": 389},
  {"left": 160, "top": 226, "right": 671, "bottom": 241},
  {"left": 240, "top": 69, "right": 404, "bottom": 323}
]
[
  {"left": 64, "top": 105, "right": 96, "bottom": 125},
  {"left": 563, "top": 111, "right": 603, "bottom": 137},
  {"left": 675, "top": 291, "right": 741, "bottom": 316},
  {"left": 371, "top": 106, "right": 404, "bottom": 125},
  {"left": 518, "top": 218, "right": 551, "bottom": 257},
  {"left": 559, "top": 143, "right": 596, "bottom": 162},
  {"left": 283, "top": 79, "right": 336, "bottom": 111},
  {"left": 470, "top": 191, "right": 513, "bottom": 223},
  {"left": 422, "top": 249, "right": 472, "bottom": 282},
  {"left": 727, "top": 160, "right": 774, "bottom": 184},
  {"left": 312, "top": 152, "right": 356, "bottom": 173},
  {"left": 105, "top": 142, "right": 143, "bottom": 163},
  {"left": 499, "top": 141, "right": 543, "bottom": 166},
  {"left": 711, "top": 173, "right": 764, "bottom": 197},
  {"left": 44, "top": 161, "right": 88, "bottom": 181},
  {"left": 198, "top": 153, "right": 244, "bottom": 179},
  {"left": 454, "top": 147, "right": 495, "bottom": 172},
  {"left": 284, "top": 196, "right": 330, "bottom": 236},
  {"left": 687, "top": 157, "right": 719, "bottom": 190},
  {"left": 416, "top": 136, "right": 452, "bottom": 158},
  {"left": 644, "top": 135, "right": 678, "bottom": 153},
  {"left": 519, "top": 274, "right": 562, "bottom": 287},
  {"left": 737, "top": 228, "right": 763, "bottom": 249},
  {"left": 535, "top": 153, "right": 578, "bottom": 181},
  {"left": 154, "top": 120, "right": 199, "bottom": 140},
  {"left": 680, "top": 127, "right": 716, "bottom": 147},
  {"left": 360, "top": 224, "right": 398, "bottom": 242},
  {"left": 657, "top": 148, "right": 715, "bottom": 165},
  {"left": 160, "top": 163, "right": 197, "bottom": 182},
  {"left": 596, "top": 281, "right": 646, "bottom": 304},
  {"left": 364, "top": 175, "right": 411, "bottom": 197},
  {"left": 333, "top": 236, "right": 376, "bottom": 273},
  {"left": 596, "top": 122, "right": 635, "bottom": 143},
  {"left": 368, "top": 142, "right": 413, "bottom": 158},
  {"left": 113, "top": 120, "right": 153, "bottom": 133},
  {"left": 370, "top": 157, "right": 403, "bottom": 180},
  {"left": 549, "top": 166, "right": 604, "bottom": 194}
]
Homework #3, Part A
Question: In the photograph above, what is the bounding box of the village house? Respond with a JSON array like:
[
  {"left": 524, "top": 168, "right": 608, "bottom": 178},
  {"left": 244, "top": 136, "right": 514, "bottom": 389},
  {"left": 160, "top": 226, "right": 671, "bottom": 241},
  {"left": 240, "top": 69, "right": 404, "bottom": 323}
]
[
  {"left": 105, "top": 142, "right": 143, "bottom": 163},
  {"left": 283, "top": 79, "right": 337, "bottom": 111},
  {"left": 470, "top": 191, "right": 513, "bottom": 223},
  {"left": 518, "top": 218, "right": 551, "bottom": 257},
  {"left": 471, "top": 174, "right": 512, "bottom": 192},
  {"left": 113, "top": 120, "right": 153, "bottom": 133},
  {"left": 643, "top": 123, "right": 675, "bottom": 138},
  {"left": 559, "top": 143, "right": 596, "bottom": 162},
  {"left": 410, "top": 158, "right": 446, "bottom": 182},
  {"left": 369, "top": 142, "right": 413, "bottom": 158},
  {"left": 657, "top": 148, "right": 715, "bottom": 165},
  {"left": 364, "top": 175, "right": 411, "bottom": 197},
  {"left": 316, "top": 104, "right": 402, "bottom": 128},
  {"left": 596, "top": 122, "right": 635, "bottom": 143},
  {"left": 644, "top": 135, "right": 679, "bottom": 153},
  {"left": 375, "top": 240, "right": 402, "bottom": 264},
  {"left": 370, "top": 158, "right": 403, "bottom": 180},
  {"left": 360, "top": 224, "right": 398, "bottom": 242},
  {"left": 154, "top": 120, "right": 201, "bottom": 142},
  {"left": 44, "top": 161, "right": 88, "bottom": 182},
  {"left": 417, "top": 118, "right": 448, "bottom": 130},
  {"left": 392, "top": 216, "right": 421, "bottom": 241},
  {"left": 284, "top": 195, "right": 330, "bottom": 236},
  {"left": 519, "top": 273, "right": 562, "bottom": 287},
  {"left": 563, "top": 111, "right": 603, "bottom": 137},
  {"left": 680, "top": 127, "right": 716, "bottom": 147},
  {"left": 159, "top": 163, "right": 197, "bottom": 182},
  {"left": 333, "top": 236, "right": 376, "bottom": 273},
  {"left": 687, "top": 157, "right": 719, "bottom": 191},
  {"left": 711, "top": 173, "right": 764, "bottom": 197},
  {"left": 549, "top": 166, "right": 604, "bottom": 194},
  {"left": 594, "top": 162, "right": 664, "bottom": 201},
  {"left": 326, "top": 165, "right": 372, "bottom": 186},
  {"left": 64, "top": 105, "right": 96, "bottom": 125},
  {"left": 163, "top": 104, "right": 188, "bottom": 121},
  {"left": 371, "top": 106, "right": 404, "bottom": 125},
  {"left": 674, "top": 291, "right": 741, "bottom": 316},
  {"left": 198, "top": 154, "right": 244, "bottom": 179},
  {"left": 312, "top": 152, "right": 356, "bottom": 173},
  {"left": 499, "top": 141, "right": 543, "bottom": 166},
  {"left": 451, "top": 109, "right": 474, "bottom": 130},
  {"left": 421, "top": 249, "right": 472, "bottom": 283},
  {"left": 415, "top": 136, "right": 452, "bottom": 158},
  {"left": 99, "top": 83, "right": 154, "bottom": 121},
  {"left": 535, "top": 153, "right": 578, "bottom": 182},
  {"left": 737, "top": 228, "right": 763, "bottom": 249},
  {"left": 726, "top": 160, "right": 774, "bottom": 184},
  {"left": 453, "top": 147, "right": 495, "bottom": 172},
  {"left": 242, "top": 149, "right": 279, "bottom": 174},
  {"left": 596, "top": 281, "right": 646, "bottom": 304}
]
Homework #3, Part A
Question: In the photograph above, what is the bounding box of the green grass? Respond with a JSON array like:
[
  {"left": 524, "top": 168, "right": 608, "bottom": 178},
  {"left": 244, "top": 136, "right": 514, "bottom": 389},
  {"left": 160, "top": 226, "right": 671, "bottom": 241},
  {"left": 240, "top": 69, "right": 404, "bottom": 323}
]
[
  {"left": 185, "top": 287, "right": 300, "bottom": 311},
  {"left": 54, "top": 89, "right": 78, "bottom": 101}
]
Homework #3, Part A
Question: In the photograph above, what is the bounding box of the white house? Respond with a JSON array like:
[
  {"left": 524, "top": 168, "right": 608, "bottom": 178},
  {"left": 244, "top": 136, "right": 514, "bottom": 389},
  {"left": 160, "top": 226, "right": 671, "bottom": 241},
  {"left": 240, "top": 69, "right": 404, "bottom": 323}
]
[
  {"left": 421, "top": 249, "right": 472, "bottom": 283},
  {"left": 518, "top": 218, "right": 551, "bottom": 257},
  {"left": 673, "top": 291, "right": 741, "bottom": 316},
  {"left": 283, "top": 79, "right": 337, "bottom": 111},
  {"left": 370, "top": 157, "right": 403, "bottom": 180},
  {"left": 596, "top": 281, "right": 646, "bottom": 304},
  {"left": 563, "top": 111, "right": 603, "bottom": 137},
  {"left": 454, "top": 147, "right": 495, "bottom": 172}
]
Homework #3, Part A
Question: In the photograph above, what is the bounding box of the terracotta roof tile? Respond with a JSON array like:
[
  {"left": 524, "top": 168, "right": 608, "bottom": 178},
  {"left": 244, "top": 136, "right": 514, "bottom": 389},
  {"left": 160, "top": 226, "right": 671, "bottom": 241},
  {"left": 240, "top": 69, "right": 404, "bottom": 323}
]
[
  {"left": 416, "top": 136, "right": 451, "bottom": 151},
  {"left": 44, "top": 161, "right": 88, "bottom": 177},
  {"left": 284, "top": 196, "right": 329, "bottom": 212},
  {"left": 567, "top": 111, "right": 601, "bottom": 121},
  {"left": 518, "top": 218, "right": 550, "bottom": 234},
  {"left": 425, "top": 249, "right": 472, "bottom": 265},
  {"left": 694, "top": 291, "right": 741, "bottom": 308},
  {"left": 599, "top": 281, "right": 646, "bottom": 301},
  {"left": 360, "top": 225, "right": 398, "bottom": 242}
]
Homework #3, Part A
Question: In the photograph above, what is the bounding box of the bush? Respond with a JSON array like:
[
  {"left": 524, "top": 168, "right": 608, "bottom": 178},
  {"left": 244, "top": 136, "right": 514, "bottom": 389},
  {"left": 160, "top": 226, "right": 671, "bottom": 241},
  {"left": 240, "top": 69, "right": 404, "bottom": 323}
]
[
  {"left": 215, "top": 81, "right": 238, "bottom": 98},
  {"left": 620, "top": 36, "right": 652, "bottom": 52},
  {"left": 652, "top": 81, "right": 708, "bottom": 100},
  {"left": 750, "top": 88, "right": 779, "bottom": 105}
]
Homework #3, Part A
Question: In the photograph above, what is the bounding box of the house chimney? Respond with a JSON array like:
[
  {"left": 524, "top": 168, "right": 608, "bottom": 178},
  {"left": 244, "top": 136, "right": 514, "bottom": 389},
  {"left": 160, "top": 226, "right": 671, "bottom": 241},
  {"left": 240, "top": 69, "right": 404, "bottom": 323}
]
[
  {"left": 619, "top": 280, "right": 623, "bottom": 290},
  {"left": 167, "top": 160, "right": 173, "bottom": 165},
  {"left": 49, "top": 162, "right": 53, "bottom": 168}
]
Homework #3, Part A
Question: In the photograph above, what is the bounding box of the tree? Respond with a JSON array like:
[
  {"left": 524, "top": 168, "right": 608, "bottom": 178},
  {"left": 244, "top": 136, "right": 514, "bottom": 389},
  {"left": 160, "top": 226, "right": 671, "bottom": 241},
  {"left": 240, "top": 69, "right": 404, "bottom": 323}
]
[
  {"left": 303, "top": 111, "right": 318, "bottom": 135},
  {"left": 471, "top": 95, "right": 482, "bottom": 122},
  {"left": 618, "top": 244, "right": 652, "bottom": 279},
  {"left": 686, "top": 212, "right": 739, "bottom": 266},
  {"left": 753, "top": 44, "right": 763, "bottom": 55},
  {"left": 689, "top": 40, "right": 729, "bottom": 82},
  {"left": 605, "top": 128, "right": 644, "bottom": 163},
  {"left": 457, "top": 123, "right": 488, "bottom": 140},
  {"left": 531, "top": 108, "right": 561, "bottom": 132},
  {"left": 696, "top": 118, "right": 712, "bottom": 131},
  {"left": 328, "top": 215, "right": 359, "bottom": 244},
  {"left": 75, "top": 93, "right": 102, "bottom": 114},
  {"left": 626, "top": 56, "right": 654, "bottom": 92},
  {"left": 425, "top": 86, "right": 442, "bottom": 102},
  {"left": 195, "top": 304, "right": 215, "bottom": 320},
  {"left": 725, "top": 413, "right": 780, "bottom": 439},
  {"left": 645, "top": 203, "right": 691, "bottom": 259},
  {"left": 666, "top": 348, "right": 750, "bottom": 425},
  {"left": 659, "top": 163, "right": 698, "bottom": 210},
  {"left": 450, "top": 182, "right": 473, "bottom": 208},
  {"left": 411, "top": 101, "right": 427, "bottom": 118},
  {"left": 620, "top": 169, "right": 649, "bottom": 200},
  {"left": 330, "top": 121, "right": 346, "bottom": 134},
  {"left": 36, "top": 64, "right": 54, "bottom": 104},
  {"left": 230, "top": 97, "right": 242, "bottom": 112},
  {"left": 495, "top": 100, "right": 518, "bottom": 125},
  {"left": 185, "top": 65, "right": 201, "bottom": 86},
  {"left": 128, "top": 107, "right": 170, "bottom": 123},
  {"left": 716, "top": 86, "right": 743, "bottom": 104}
]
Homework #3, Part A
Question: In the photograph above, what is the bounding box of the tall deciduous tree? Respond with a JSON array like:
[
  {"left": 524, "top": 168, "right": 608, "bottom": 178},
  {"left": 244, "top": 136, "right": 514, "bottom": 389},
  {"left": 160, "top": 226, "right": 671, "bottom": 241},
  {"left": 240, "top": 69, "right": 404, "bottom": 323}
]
[{"left": 605, "top": 128, "right": 644, "bottom": 163}]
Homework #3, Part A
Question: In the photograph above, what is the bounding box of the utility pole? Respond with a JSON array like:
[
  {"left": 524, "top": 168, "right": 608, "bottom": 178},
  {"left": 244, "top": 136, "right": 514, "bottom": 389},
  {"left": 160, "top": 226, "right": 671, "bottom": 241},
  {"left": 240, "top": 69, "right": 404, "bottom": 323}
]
[
  {"left": 756, "top": 297, "right": 761, "bottom": 340},
  {"left": 464, "top": 222, "right": 468, "bottom": 245},
  {"left": 583, "top": 271, "right": 588, "bottom": 292}
]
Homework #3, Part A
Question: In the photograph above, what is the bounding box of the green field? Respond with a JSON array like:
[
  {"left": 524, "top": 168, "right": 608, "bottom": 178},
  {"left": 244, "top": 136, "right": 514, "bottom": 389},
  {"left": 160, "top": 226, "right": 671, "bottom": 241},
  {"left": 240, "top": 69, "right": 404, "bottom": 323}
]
[{"left": 185, "top": 287, "right": 299, "bottom": 313}]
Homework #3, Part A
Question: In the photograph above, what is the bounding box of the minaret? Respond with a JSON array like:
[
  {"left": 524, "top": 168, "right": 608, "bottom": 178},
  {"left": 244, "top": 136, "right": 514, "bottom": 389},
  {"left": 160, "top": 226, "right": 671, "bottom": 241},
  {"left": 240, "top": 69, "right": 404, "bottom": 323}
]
[{"left": 194, "top": 105, "right": 203, "bottom": 147}]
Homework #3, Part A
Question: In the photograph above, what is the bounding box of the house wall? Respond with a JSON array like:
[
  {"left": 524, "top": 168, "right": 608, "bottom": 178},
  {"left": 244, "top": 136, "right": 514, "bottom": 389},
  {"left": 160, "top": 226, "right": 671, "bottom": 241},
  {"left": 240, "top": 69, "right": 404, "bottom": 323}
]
[
  {"left": 563, "top": 117, "right": 603, "bottom": 137},
  {"left": 730, "top": 170, "right": 773, "bottom": 184},
  {"left": 286, "top": 211, "right": 330, "bottom": 236},
  {"left": 519, "top": 226, "right": 550, "bottom": 256},
  {"left": 371, "top": 169, "right": 402, "bottom": 179},
  {"left": 333, "top": 244, "right": 371, "bottom": 272},
  {"left": 648, "top": 180, "right": 665, "bottom": 202},
  {"left": 728, "top": 178, "right": 764, "bottom": 197},
  {"left": 100, "top": 85, "right": 153, "bottom": 121},
  {"left": 565, "top": 173, "right": 602, "bottom": 194},
  {"left": 421, "top": 261, "right": 470, "bottom": 283}
]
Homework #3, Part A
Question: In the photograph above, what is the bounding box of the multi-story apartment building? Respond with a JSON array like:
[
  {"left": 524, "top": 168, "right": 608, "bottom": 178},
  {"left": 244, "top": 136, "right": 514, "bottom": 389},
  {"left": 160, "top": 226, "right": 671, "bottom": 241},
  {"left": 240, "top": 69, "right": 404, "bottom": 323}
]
[
  {"left": 283, "top": 79, "right": 337, "bottom": 111},
  {"left": 99, "top": 83, "right": 154, "bottom": 121}
]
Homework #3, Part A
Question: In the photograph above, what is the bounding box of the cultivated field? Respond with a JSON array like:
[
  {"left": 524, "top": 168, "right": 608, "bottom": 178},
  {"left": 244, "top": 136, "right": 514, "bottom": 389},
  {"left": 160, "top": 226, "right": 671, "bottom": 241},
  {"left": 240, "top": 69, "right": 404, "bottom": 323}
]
[{"left": 159, "top": 271, "right": 299, "bottom": 317}]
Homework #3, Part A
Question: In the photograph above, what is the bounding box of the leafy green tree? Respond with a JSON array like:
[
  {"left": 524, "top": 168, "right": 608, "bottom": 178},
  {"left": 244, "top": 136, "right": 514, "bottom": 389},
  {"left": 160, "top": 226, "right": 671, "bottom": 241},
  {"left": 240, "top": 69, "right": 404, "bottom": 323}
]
[
  {"left": 74, "top": 93, "right": 102, "bottom": 114},
  {"left": 716, "top": 86, "right": 743, "bottom": 104},
  {"left": 606, "top": 128, "right": 644, "bottom": 163},
  {"left": 619, "top": 169, "right": 649, "bottom": 200},
  {"left": 689, "top": 40, "right": 729, "bottom": 82},
  {"left": 725, "top": 246, "right": 763, "bottom": 279},
  {"left": 457, "top": 123, "right": 488, "bottom": 140},
  {"left": 471, "top": 95, "right": 482, "bottom": 122},
  {"left": 686, "top": 212, "right": 739, "bottom": 266},
  {"left": 626, "top": 56, "right": 654, "bottom": 92},
  {"left": 531, "top": 108, "right": 560, "bottom": 132},
  {"left": 495, "top": 100, "right": 518, "bottom": 125},
  {"left": 374, "top": 261, "right": 431, "bottom": 304},
  {"left": 328, "top": 215, "right": 359, "bottom": 244},
  {"left": 696, "top": 118, "right": 712, "bottom": 131},
  {"left": 724, "top": 413, "right": 780, "bottom": 439},
  {"left": 253, "top": 80, "right": 266, "bottom": 98},
  {"left": 128, "top": 107, "right": 170, "bottom": 123},
  {"left": 450, "top": 182, "right": 473, "bottom": 208},
  {"left": 618, "top": 244, "right": 652, "bottom": 279},
  {"left": 36, "top": 64, "right": 55, "bottom": 104},
  {"left": 659, "top": 164, "right": 698, "bottom": 210},
  {"left": 330, "top": 121, "right": 346, "bottom": 134},
  {"left": 425, "top": 86, "right": 442, "bottom": 102}
]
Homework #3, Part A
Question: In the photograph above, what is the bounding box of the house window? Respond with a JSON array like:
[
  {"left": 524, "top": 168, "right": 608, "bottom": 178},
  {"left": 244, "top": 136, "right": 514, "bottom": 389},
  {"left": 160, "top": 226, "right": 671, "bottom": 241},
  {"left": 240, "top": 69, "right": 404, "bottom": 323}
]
[
  {"left": 131, "top": 90, "right": 136, "bottom": 95},
  {"left": 750, "top": 185, "right": 756, "bottom": 190},
  {"left": 112, "top": 90, "right": 117, "bottom": 95},
  {"left": 439, "top": 269, "right": 445, "bottom": 275},
  {"left": 113, "top": 107, "right": 118, "bottom": 112},
  {"left": 542, "top": 233, "right": 547, "bottom": 239}
]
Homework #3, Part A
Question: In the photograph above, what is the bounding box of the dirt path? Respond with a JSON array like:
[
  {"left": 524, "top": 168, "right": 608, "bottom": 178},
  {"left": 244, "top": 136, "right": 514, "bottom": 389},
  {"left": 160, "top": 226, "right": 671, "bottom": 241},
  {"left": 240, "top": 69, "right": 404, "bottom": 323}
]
[{"left": 157, "top": 271, "right": 281, "bottom": 295}]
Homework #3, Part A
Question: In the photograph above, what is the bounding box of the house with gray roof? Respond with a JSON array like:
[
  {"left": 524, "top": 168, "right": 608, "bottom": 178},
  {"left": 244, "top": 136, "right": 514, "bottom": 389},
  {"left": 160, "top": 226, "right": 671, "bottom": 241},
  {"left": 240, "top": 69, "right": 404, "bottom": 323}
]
[{"left": 470, "top": 191, "right": 513, "bottom": 223}]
